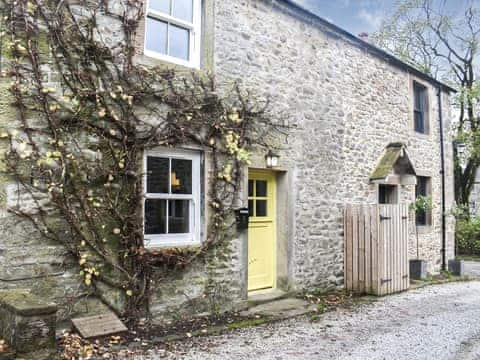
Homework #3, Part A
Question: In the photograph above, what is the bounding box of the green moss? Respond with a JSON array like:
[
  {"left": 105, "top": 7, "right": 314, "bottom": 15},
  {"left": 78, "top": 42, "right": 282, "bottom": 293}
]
[
  {"left": 370, "top": 144, "right": 403, "bottom": 180},
  {"left": 31, "top": 276, "right": 60, "bottom": 299},
  {"left": 226, "top": 318, "right": 268, "bottom": 329},
  {"left": 0, "top": 290, "right": 57, "bottom": 316}
]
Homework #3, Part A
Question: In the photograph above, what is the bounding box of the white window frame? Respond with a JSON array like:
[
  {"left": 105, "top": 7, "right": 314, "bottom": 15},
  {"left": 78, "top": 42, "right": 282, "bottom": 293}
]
[
  {"left": 144, "top": 0, "right": 202, "bottom": 68},
  {"left": 143, "top": 148, "right": 201, "bottom": 248}
]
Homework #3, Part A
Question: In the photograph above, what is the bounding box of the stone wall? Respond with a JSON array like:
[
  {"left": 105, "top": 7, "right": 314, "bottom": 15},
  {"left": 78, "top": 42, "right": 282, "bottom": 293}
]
[
  {"left": 213, "top": 0, "right": 455, "bottom": 284},
  {"left": 0, "top": 0, "right": 456, "bottom": 322}
]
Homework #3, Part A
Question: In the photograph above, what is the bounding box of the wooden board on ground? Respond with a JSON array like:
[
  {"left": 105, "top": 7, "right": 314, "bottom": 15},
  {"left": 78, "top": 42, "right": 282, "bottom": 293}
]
[{"left": 72, "top": 311, "right": 127, "bottom": 339}]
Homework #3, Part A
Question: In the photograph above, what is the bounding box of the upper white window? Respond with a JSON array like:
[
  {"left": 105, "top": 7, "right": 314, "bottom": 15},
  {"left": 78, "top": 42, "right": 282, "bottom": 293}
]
[
  {"left": 144, "top": 0, "right": 202, "bottom": 68},
  {"left": 143, "top": 148, "right": 201, "bottom": 247}
]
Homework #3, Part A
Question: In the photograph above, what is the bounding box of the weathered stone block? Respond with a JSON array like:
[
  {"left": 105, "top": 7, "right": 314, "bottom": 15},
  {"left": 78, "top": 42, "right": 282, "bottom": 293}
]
[
  {"left": 0, "top": 290, "right": 57, "bottom": 359},
  {"left": 410, "top": 259, "right": 427, "bottom": 280}
]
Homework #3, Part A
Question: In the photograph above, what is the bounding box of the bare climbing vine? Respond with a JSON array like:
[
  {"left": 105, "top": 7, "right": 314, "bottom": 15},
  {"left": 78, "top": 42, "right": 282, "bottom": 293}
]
[{"left": 0, "top": 0, "right": 286, "bottom": 321}]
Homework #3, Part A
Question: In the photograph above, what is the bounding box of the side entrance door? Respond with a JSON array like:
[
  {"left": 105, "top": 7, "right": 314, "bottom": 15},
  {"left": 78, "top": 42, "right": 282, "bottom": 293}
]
[{"left": 248, "top": 169, "right": 276, "bottom": 292}]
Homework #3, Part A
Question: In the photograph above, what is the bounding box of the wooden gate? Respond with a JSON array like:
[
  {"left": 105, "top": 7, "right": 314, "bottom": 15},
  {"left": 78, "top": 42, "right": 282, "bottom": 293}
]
[{"left": 344, "top": 204, "right": 409, "bottom": 295}]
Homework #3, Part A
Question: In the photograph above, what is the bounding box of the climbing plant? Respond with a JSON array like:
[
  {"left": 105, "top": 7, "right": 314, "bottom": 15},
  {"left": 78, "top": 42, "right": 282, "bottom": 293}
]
[
  {"left": 0, "top": 0, "right": 286, "bottom": 321},
  {"left": 410, "top": 195, "right": 433, "bottom": 259}
]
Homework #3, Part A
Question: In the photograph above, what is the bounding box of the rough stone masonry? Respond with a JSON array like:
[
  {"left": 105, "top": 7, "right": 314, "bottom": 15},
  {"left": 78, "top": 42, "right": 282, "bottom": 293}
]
[{"left": 0, "top": 0, "right": 455, "bottom": 322}]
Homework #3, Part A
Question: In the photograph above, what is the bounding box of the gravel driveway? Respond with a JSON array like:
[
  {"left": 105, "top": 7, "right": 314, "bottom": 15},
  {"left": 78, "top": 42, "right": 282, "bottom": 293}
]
[
  {"left": 464, "top": 261, "right": 480, "bottom": 277},
  {"left": 166, "top": 281, "right": 480, "bottom": 360}
]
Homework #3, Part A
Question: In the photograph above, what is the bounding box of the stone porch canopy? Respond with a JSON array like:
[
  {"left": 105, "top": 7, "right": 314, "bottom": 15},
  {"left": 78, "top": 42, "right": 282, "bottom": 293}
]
[{"left": 370, "top": 143, "right": 417, "bottom": 185}]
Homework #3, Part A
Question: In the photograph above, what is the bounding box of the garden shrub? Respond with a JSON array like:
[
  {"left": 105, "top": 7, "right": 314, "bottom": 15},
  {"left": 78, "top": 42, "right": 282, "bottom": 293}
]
[{"left": 456, "top": 216, "right": 480, "bottom": 255}]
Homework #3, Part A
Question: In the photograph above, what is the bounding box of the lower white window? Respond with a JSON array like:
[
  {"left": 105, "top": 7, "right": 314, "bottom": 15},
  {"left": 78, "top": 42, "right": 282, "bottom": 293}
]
[{"left": 143, "top": 148, "right": 201, "bottom": 247}]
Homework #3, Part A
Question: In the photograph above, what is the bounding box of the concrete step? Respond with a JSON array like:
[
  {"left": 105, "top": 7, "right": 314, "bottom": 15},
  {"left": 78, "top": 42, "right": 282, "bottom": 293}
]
[
  {"left": 247, "top": 288, "right": 290, "bottom": 307},
  {"left": 242, "top": 297, "right": 315, "bottom": 319}
]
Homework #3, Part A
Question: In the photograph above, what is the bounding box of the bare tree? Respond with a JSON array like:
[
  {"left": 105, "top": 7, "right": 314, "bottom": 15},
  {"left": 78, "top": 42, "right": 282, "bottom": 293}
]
[{"left": 372, "top": 0, "right": 480, "bottom": 211}]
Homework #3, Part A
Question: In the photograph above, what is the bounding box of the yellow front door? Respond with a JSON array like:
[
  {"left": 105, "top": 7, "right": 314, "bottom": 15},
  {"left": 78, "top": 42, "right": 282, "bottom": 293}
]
[{"left": 248, "top": 170, "right": 276, "bottom": 292}]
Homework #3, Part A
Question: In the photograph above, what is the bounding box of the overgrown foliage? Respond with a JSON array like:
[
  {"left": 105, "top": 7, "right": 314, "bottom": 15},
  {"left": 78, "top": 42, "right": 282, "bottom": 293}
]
[
  {"left": 410, "top": 195, "right": 433, "bottom": 258},
  {"left": 456, "top": 216, "right": 480, "bottom": 255},
  {"left": 454, "top": 204, "right": 480, "bottom": 255},
  {"left": 0, "top": 0, "right": 286, "bottom": 321}
]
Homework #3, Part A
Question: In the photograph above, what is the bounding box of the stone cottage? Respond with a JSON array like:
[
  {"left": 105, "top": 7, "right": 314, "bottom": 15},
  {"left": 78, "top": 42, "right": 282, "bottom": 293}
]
[{"left": 0, "top": 0, "right": 455, "bottom": 322}]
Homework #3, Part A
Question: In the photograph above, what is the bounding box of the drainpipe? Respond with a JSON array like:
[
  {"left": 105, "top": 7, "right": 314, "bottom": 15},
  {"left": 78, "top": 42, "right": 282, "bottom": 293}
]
[{"left": 437, "top": 86, "right": 447, "bottom": 271}]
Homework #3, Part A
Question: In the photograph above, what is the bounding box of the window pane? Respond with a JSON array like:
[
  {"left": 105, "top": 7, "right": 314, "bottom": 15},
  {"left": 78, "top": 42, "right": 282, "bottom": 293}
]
[
  {"left": 149, "top": 0, "right": 171, "bottom": 14},
  {"left": 379, "top": 185, "right": 387, "bottom": 204},
  {"left": 256, "top": 180, "right": 267, "bottom": 197},
  {"left": 416, "top": 177, "right": 428, "bottom": 197},
  {"left": 172, "top": 0, "right": 193, "bottom": 22},
  {"left": 379, "top": 185, "right": 396, "bottom": 204},
  {"left": 248, "top": 200, "right": 254, "bottom": 217},
  {"left": 145, "top": 199, "right": 167, "bottom": 234},
  {"left": 171, "top": 158, "right": 192, "bottom": 194},
  {"left": 169, "top": 24, "right": 189, "bottom": 60},
  {"left": 145, "top": 17, "right": 168, "bottom": 55},
  {"left": 147, "top": 157, "right": 169, "bottom": 193},
  {"left": 416, "top": 209, "right": 427, "bottom": 226},
  {"left": 415, "top": 176, "right": 429, "bottom": 226},
  {"left": 414, "top": 87, "right": 421, "bottom": 110},
  {"left": 256, "top": 200, "right": 267, "bottom": 217},
  {"left": 248, "top": 180, "right": 254, "bottom": 197},
  {"left": 168, "top": 199, "right": 190, "bottom": 233},
  {"left": 414, "top": 111, "right": 424, "bottom": 133}
]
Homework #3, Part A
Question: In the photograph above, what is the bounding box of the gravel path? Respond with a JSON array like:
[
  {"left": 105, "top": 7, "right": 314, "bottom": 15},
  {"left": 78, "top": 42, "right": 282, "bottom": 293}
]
[
  {"left": 166, "top": 281, "right": 480, "bottom": 360},
  {"left": 464, "top": 261, "right": 480, "bottom": 277}
]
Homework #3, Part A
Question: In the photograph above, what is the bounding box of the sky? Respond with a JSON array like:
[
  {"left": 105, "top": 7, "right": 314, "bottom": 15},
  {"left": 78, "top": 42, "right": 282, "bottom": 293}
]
[
  {"left": 291, "top": 0, "right": 394, "bottom": 36},
  {"left": 292, "top": 0, "right": 475, "bottom": 37}
]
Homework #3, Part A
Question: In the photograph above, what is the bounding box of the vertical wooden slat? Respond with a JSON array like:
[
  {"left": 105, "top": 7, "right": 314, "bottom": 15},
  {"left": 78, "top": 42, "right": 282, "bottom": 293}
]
[
  {"left": 381, "top": 205, "right": 386, "bottom": 296},
  {"left": 345, "top": 205, "right": 353, "bottom": 292},
  {"left": 380, "top": 205, "right": 389, "bottom": 295},
  {"left": 379, "top": 205, "right": 386, "bottom": 296},
  {"left": 352, "top": 206, "right": 359, "bottom": 293},
  {"left": 391, "top": 205, "right": 395, "bottom": 293},
  {"left": 359, "top": 206, "right": 365, "bottom": 294},
  {"left": 392, "top": 205, "right": 396, "bottom": 293},
  {"left": 400, "top": 204, "right": 404, "bottom": 291},
  {"left": 401, "top": 205, "right": 408, "bottom": 290},
  {"left": 393, "top": 205, "right": 398, "bottom": 293},
  {"left": 365, "top": 206, "right": 371, "bottom": 293},
  {"left": 387, "top": 205, "right": 391, "bottom": 294},
  {"left": 393, "top": 205, "right": 397, "bottom": 293},
  {"left": 396, "top": 206, "right": 399, "bottom": 291},
  {"left": 404, "top": 204, "right": 409, "bottom": 291},
  {"left": 371, "top": 205, "right": 379, "bottom": 295},
  {"left": 392, "top": 205, "right": 395, "bottom": 293},
  {"left": 344, "top": 205, "right": 348, "bottom": 291},
  {"left": 386, "top": 205, "right": 392, "bottom": 295}
]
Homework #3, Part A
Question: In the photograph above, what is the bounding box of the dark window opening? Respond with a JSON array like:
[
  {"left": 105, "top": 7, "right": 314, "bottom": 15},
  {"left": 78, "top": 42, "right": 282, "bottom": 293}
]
[
  {"left": 413, "top": 82, "right": 428, "bottom": 134},
  {"left": 379, "top": 185, "right": 397, "bottom": 204},
  {"left": 415, "top": 176, "right": 431, "bottom": 226}
]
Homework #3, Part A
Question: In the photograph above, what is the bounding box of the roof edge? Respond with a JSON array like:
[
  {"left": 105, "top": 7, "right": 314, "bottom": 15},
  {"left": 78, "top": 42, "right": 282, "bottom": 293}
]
[{"left": 274, "top": 0, "right": 457, "bottom": 93}]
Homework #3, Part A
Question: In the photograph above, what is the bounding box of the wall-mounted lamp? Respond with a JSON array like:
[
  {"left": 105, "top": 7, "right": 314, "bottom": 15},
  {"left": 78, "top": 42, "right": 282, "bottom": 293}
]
[
  {"left": 265, "top": 150, "right": 279, "bottom": 168},
  {"left": 455, "top": 141, "right": 466, "bottom": 156},
  {"left": 455, "top": 140, "right": 467, "bottom": 171}
]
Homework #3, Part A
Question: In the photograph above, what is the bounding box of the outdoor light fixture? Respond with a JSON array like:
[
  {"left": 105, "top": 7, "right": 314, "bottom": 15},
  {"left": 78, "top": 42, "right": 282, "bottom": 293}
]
[
  {"left": 265, "top": 150, "right": 279, "bottom": 168},
  {"left": 455, "top": 141, "right": 466, "bottom": 156},
  {"left": 455, "top": 141, "right": 467, "bottom": 171}
]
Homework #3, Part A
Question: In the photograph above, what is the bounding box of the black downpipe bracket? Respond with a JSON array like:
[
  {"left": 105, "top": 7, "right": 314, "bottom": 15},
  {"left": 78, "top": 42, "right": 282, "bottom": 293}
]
[{"left": 437, "top": 86, "right": 447, "bottom": 271}]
